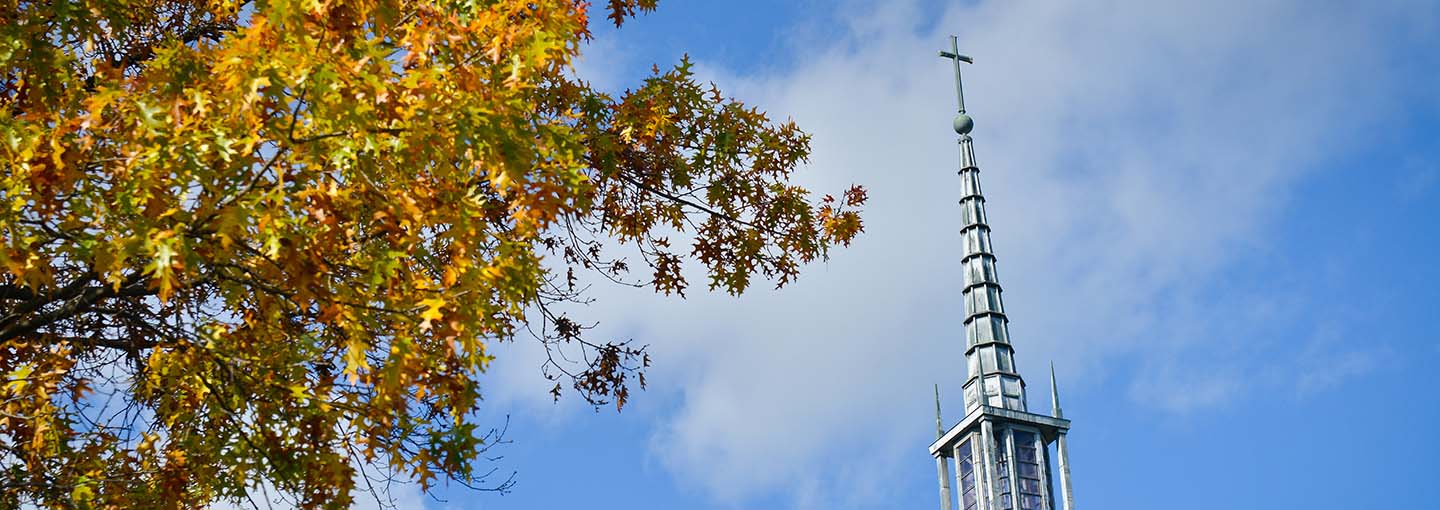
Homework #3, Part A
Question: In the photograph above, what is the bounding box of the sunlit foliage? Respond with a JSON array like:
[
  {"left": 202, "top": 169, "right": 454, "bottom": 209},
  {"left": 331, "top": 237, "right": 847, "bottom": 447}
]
[{"left": 0, "top": 0, "right": 865, "bottom": 507}]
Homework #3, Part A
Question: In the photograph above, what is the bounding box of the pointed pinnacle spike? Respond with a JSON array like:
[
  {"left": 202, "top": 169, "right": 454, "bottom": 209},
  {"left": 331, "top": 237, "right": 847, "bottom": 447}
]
[
  {"left": 934, "top": 384, "right": 945, "bottom": 438},
  {"left": 1050, "top": 361, "right": 1063, "bottom": 419}
]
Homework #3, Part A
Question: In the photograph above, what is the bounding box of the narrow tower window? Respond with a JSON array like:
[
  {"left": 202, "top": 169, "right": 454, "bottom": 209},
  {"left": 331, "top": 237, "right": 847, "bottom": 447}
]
[
  {"left": 1014, "top": 431, "right": 1044, "bottom": 510},
  {"left": 957, "top": 439, "right": 978, "bottom": 510},
  {"left": 996, "top": 432, "right": 1012, "bottom": 509}
]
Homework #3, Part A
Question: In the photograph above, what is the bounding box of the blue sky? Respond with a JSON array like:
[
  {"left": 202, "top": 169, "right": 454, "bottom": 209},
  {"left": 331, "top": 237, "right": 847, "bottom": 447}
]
[{"left": 405, "top": 1, "right": 1440, "bottom": 509}]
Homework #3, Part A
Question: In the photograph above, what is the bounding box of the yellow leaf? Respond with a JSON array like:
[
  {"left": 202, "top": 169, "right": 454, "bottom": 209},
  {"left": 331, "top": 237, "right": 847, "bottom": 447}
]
[
  {"left": 288, "top": 384, "right": 308, "bottom": 401},
  {"left": 419, "top": 298, "right": 446, "bottom": 331},
  {"left": 420, "top": 298, "right": 446, "bottom": 321},
  {"left": 71, "top": 480, "right": 94, "bottom": 505},
  {"left": 5, "top": 365, "right": 33, "bottom": 393}
]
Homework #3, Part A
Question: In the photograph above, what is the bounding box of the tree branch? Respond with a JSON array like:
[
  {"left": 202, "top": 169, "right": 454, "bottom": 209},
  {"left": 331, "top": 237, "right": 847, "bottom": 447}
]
[{"left": 0, "top": 274, "right": 151, "bottom": 344}]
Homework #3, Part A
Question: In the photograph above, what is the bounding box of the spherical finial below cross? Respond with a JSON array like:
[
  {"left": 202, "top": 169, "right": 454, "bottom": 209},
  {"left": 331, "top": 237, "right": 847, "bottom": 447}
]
[{"left": 953, "top": 113, "right": 974, "bottom": 135}]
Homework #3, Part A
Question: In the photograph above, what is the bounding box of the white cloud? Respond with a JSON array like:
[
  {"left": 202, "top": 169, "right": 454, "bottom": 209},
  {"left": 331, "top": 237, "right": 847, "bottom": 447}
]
[
  {"left": 1292, "top": 322, "right": 1384, "bottom": 397},
  {"left": 485, "top": 0, "right": 1424, "bottom": 505}
]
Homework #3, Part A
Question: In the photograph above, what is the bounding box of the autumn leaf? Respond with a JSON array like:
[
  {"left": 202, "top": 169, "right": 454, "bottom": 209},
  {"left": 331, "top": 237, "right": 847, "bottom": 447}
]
[{"left": 419, "top": 298, "right": 446, "bottom": 331}]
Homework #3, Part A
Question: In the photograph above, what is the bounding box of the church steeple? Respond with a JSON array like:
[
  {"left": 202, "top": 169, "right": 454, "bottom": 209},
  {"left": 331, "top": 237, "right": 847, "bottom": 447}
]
[
  {"left": 940, "top": 35, "right": 1028, "bottom": 414},
  {"left": 929, "top": 35, "right": 1075, "bottom": 510}
]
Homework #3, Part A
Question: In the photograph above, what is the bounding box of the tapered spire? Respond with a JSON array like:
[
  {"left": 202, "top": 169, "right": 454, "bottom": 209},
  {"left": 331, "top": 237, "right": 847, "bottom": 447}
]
[{"left": 939, "top": 36, "right": 1028, "bottom": 413}]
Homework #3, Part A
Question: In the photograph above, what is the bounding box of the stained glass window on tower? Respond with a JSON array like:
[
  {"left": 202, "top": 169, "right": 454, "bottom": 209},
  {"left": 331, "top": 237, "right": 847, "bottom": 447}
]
[
  {"left": 1014, "top": 431, "right": 1045, "bottom": 510},
  {"left": 957, "top": 439, "right": 978, "bottom": 510},
  {"left": 996, "top": 432, "right": 1013, "bottom": 509}
]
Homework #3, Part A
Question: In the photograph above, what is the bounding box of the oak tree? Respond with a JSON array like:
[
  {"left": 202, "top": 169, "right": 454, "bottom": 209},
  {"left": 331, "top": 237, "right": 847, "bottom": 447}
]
[{"left": 0, "top": 0, "right": 865, "bottom": 507}]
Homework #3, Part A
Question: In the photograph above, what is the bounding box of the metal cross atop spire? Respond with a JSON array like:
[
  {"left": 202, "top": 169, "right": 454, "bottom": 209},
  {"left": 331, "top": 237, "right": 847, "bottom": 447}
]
[{"left": 938, "top": 35, "right": 974, "bottom": 114}]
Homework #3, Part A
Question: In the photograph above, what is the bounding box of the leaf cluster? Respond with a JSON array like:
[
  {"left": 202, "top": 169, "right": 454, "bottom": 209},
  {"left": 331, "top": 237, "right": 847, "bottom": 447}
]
[{"left": 0, "top": 0, "right": 865, "bottom": 507}]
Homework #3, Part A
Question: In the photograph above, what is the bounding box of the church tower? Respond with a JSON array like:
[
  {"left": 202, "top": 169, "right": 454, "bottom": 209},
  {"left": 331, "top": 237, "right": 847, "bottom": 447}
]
[{"left": 930, "top": 36, "right": 1075, "bottom": 510}]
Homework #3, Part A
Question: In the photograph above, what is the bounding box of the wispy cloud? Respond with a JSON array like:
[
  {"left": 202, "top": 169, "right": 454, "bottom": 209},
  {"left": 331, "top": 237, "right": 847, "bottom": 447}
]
[{"left": 1292, "top": 322, "right": 1384, "bottom": 397}]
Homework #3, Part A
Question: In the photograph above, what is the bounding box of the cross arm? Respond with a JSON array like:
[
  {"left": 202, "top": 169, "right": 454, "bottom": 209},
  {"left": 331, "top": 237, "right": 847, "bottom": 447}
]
[{"left": 938, "top": 51, "right": 974, "bottom": 63}]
